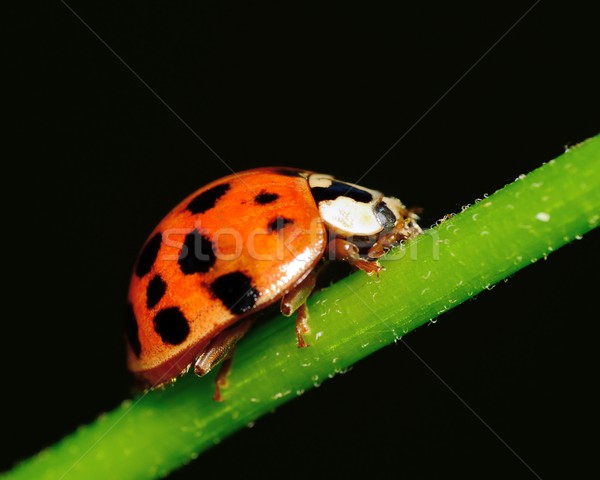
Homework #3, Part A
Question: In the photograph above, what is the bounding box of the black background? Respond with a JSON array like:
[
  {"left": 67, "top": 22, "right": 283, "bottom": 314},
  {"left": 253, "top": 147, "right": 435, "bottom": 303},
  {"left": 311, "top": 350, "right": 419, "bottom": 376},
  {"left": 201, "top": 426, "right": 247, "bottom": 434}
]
[{"left": 5, "top": 2, "right": 599, "bottom": 479}]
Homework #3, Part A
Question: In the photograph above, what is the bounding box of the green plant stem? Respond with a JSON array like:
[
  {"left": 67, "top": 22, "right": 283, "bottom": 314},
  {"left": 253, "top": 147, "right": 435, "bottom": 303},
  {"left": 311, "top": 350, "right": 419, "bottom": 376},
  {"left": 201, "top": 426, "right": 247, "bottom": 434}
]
[{"left": 4, "top": 135, "right": 600, "bottom": 480}]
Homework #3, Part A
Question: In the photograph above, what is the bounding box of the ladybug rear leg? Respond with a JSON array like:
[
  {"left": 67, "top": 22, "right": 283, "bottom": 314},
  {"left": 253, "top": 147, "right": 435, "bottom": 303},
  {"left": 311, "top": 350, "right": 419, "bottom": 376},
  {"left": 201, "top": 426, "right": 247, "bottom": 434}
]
[
  {"left": 281, "top": 270, "right": 318, "bottom": 348},
  {"left": 194, "top": 319, "right": 253, "bottom": 401},
  {"left": 330, "top": 238, "right": 382, "bottom": 276}
]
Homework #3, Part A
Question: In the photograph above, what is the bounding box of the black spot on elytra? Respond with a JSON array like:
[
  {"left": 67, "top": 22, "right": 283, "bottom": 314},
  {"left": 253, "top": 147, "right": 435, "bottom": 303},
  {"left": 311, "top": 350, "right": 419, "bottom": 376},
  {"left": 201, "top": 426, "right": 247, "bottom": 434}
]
[
  {"left": 268, "top": 216, "right": 294, "bottom": 233},
  {"left": 126, "top": 304, "right": 141, "bottom": 357},
  {"left": 211, "top": 271, "right": 260, "bottom": 315},
  {"left": 146, "top": 274, "right": 167, "bottom": 309},
  {"left": 255, "top": 191, "right": 279, "bottom": 204},
  {"left": 135, "top": 232, "right": 162, "bottom": 278},
  {"left": 311, "top": 180, "right": 373, "bottom": 204},
  {"left": 178, "top": 230, "right": 216, "bottom": 275},
  {"left": 186, "top": 183, "right": 230, "bottom": 214},
  {"left": 153, "top": 307, "right": 190, "bottom": 345},
  {"left": 267, "top": 167, "right": 303, "bottom": 177}
]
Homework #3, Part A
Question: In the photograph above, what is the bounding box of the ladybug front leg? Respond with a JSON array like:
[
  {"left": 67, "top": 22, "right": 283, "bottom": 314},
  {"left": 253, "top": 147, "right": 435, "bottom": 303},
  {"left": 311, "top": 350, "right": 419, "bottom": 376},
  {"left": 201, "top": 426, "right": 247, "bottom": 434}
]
[
  {"left": 367, "top": 216, "right": 423, "bottom": 259},
  {"left": 330, "top": 238, "right": 382, "bottom": 276},
  {"left": 194, "top": 319, "right": 253, "bottom": 401},
  {"left": 281, "top": 270, "right": 318, "bottom": 348}
]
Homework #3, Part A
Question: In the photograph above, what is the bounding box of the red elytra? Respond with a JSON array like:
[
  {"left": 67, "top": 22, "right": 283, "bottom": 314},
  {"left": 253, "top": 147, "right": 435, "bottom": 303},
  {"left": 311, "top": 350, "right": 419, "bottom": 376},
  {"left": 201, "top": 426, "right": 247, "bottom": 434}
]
[{"left": 126, "top": 167, "right": 421, "bottom": 399}]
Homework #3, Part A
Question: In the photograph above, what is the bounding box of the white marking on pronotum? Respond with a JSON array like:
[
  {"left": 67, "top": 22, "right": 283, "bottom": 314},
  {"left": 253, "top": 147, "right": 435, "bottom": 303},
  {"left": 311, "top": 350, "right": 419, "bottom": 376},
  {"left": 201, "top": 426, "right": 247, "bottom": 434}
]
[
  {"left": 318, "top": 196, "right": 383, "bottom": 236},
  {"left": 307, "top": 174, "right": 334, "bottom": 189}
]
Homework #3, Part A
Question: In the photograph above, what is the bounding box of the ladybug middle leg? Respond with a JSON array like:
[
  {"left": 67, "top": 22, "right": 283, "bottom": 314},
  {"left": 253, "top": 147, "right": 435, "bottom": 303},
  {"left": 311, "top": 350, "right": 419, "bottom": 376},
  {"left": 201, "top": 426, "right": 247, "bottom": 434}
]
[
  {"left": 329, "top": 238, "right": 382, "bottom": 276},
  {"left": 280, "top": 269, "right": 318, "bottom": 348},
  {"left": 194, "top": 319, "right": 253, "bottom": 401}
]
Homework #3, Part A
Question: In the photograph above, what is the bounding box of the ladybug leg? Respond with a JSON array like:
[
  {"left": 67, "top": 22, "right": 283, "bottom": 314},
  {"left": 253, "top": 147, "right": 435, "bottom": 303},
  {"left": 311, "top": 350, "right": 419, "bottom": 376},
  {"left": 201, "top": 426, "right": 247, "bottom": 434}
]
[
  {"left": 281, "top": 270, "right": 318, "bottom": 348},
  {"left": 212, "top": 355, "right": 234, "bottom": 402},
  {"left": 194, "top": 319, "right": 253, "bottom": 401},
  {"left": 367, "top": 216, "right": 423, "bottom": 259},
  {"left": 330, "top": 238, "right": 381, "bottom": 276}
]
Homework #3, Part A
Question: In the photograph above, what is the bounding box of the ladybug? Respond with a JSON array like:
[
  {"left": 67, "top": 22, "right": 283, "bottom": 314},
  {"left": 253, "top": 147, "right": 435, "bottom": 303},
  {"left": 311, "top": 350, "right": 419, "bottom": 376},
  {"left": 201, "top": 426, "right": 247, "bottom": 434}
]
[{"left": 127, "top": 167, "right": 421, "bottom": 399}]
